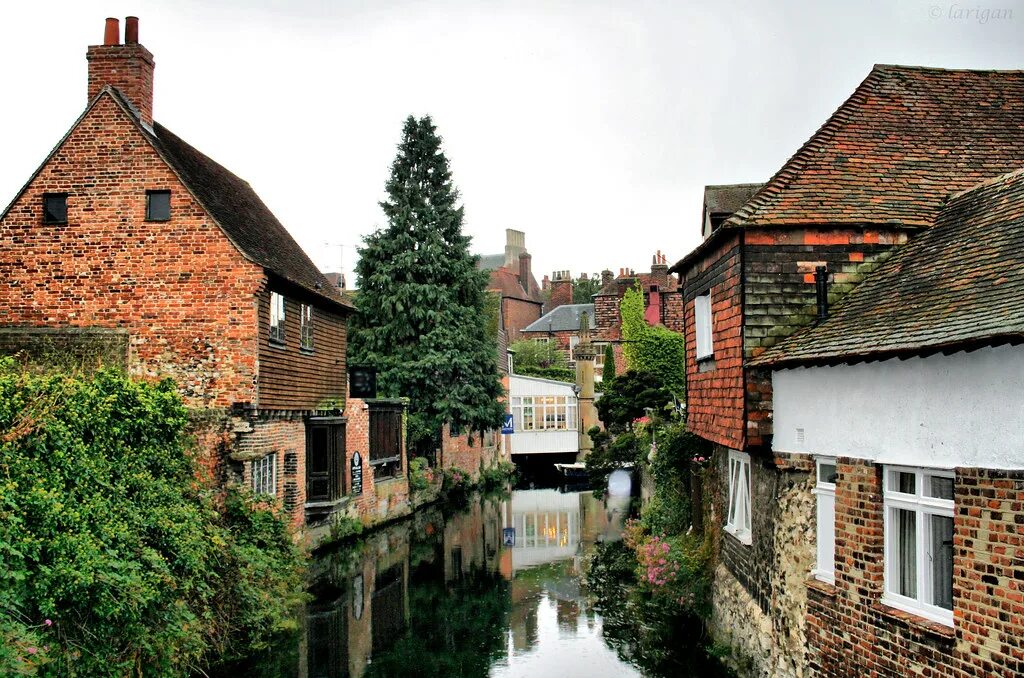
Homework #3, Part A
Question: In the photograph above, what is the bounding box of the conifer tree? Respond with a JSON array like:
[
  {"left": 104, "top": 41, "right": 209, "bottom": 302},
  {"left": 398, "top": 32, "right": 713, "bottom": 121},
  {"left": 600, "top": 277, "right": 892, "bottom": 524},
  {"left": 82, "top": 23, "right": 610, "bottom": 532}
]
[
  {"left": 350, "top": 116, "right": 504, "bottom": 451},
  {"left": 603, "top": 342, "right": 617, "bottom": 382}
]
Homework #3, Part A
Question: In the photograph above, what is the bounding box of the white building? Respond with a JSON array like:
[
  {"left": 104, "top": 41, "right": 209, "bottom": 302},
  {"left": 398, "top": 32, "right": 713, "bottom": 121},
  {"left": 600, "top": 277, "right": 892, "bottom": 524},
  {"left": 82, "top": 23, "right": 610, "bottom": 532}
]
[{"left": 507, "top": 374, "right": 579, "bottom": 456}]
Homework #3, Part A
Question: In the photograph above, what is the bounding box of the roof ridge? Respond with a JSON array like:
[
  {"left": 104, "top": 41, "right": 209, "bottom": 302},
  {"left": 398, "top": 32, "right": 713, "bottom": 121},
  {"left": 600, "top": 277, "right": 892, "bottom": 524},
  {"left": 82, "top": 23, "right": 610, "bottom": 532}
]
[
  {"left": 947, "top": 166, "right": 1024, "bottom": 200},
  {"left": 873, "top": 63, "right": 1024, "bottom": 74},
  {"left": 726, "top": 66, "right": 885, "bottom": 227}
]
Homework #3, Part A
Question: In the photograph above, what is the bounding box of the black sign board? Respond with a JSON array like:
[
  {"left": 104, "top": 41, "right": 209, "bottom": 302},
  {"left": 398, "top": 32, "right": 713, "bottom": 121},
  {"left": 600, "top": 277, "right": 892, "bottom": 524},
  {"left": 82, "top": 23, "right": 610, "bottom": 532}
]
[
  {"left": 351, "top": 451, "right": 363, "bottom": 495},
  {"left": 349, "top": 366, "right": 377, "bottom": 399}
]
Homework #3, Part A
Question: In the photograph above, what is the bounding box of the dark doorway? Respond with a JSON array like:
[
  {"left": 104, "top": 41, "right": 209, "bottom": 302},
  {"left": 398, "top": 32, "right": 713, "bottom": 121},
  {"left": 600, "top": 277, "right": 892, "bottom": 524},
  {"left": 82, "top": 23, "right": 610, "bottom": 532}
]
[{"left": 307, "top": 418, "right": 346, "bottom": 503}]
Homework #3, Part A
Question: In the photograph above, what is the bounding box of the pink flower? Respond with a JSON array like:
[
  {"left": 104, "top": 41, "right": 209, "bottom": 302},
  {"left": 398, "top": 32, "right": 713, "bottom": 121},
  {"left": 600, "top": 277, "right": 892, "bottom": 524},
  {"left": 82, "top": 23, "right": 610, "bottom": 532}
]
[
  {"left": 27, "top": 647, "right": 37, "bottom": 655},
  {"left": 44, "top": 619, "right": 52, "bottom": 627}
]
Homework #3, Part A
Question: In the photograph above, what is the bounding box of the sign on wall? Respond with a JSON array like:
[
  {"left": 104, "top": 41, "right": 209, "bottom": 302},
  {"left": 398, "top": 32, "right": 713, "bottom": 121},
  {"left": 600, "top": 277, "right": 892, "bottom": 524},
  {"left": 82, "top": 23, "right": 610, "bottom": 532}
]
[
  {"left": 502, "top": 413, "right": 514, "bottom": 435},
  {"left": 349, "top": 366, "right": 377, "bottom": 399},
  {"left": 351, "top": 451, "right": 363, "bottom": 495},
  {"left": 502, "top": 527, "right": 516, "bottom": 547}
]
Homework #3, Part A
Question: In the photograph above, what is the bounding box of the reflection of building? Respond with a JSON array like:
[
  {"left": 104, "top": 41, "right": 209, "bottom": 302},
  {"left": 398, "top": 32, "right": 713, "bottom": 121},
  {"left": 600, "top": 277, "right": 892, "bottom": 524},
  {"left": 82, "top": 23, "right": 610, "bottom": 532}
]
[{"left": 504, "top": 490, "right": 581, "bottom": 572}]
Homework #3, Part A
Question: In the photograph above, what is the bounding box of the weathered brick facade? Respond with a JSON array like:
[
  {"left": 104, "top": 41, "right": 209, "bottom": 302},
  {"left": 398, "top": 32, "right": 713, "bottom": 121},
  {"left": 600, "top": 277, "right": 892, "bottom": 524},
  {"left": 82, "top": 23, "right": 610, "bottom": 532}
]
[
  {"left": 806, "top": 463, "right": 1024, "bottom": 677},
  {"left": 440, "top": 424, "right": 501, "bottom": 481}
]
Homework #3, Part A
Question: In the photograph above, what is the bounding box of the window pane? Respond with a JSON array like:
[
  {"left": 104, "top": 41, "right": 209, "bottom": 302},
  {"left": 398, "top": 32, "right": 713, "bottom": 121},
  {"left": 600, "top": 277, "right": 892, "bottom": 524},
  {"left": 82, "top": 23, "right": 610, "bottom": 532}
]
[
  {"left": 43, "top": 193, "right": 67, "bottom": 223},
  {"left": 818, "top": 462, "right": 837, "bottom": 485},
  {"left": 146, "top": 190, "right": 171, "bottom": 220},
  {"left": 817, "top": 492, "right": 835, "bottom": 577},
  {"left": 894, "top": 508, "right": 917, "bottom": 598},
  {"left": 927, "top": 475, "right": 954, "bottom": 501},
  {"left": 930, "top": 514, "right": 954, "bottom": 610},
  {"left": 894, "top": 471, "right": 916, "bottom": 494}
]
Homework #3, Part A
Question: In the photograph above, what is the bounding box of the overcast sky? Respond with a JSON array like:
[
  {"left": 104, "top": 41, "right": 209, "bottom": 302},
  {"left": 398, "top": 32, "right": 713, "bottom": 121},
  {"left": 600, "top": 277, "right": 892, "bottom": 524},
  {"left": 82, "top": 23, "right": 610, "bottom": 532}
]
[{"left": 3, "top": 0, "right": 1023, "bottom": 285}]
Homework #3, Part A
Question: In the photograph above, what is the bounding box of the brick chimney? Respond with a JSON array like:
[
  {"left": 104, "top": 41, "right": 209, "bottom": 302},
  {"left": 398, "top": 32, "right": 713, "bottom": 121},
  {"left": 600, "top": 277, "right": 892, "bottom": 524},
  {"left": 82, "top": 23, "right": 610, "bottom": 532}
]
[
  {"left": 651, "top": 250, "right": 670, "bottom": 288},
  {"left": 601, "top": 269, "right": 613, "bottom": 287},
  {"left": 645, "top": 285, "right": 662, "bottom": 325},
  {"left": 550, "top": 270, "right": 573, "bottom": 310},
  {"left": 87, "top": 16, "right": 155, "bottom": 127},
  {"left": 518, "top": 252, "right": 533, "bottom": 295}
]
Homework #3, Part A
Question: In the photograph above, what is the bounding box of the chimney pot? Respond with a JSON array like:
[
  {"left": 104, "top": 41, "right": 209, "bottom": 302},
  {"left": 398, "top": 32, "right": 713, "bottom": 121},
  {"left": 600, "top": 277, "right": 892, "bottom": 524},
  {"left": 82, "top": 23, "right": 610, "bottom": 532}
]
[
  {"left": 104, "top": 17, "right": 120, "bottom": 45},
  {"left": 125, "top": 16, "right": 139, "bottom": 44}
]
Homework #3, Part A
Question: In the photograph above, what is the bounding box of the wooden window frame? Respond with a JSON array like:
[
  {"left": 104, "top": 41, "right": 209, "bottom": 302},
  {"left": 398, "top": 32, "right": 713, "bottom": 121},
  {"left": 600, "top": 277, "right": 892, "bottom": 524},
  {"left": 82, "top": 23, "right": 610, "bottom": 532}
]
[
  {"left": 725, "top": 450, "right": 752, "bottom": 545},
  {"left": 145, "top": 189, "right": 171, "bottom": 221},
  {"left": 812, "top": 457, "right": 837, "bottom": 583},
  {"left": 251, "top": 452, "right": 277, "bottom": 497},
  {"left": 42, "top": 192, "right": 68, "bottom": 224},
  {"left": 300, "top": 303, "right": 315, "bottom": 352},
  {"left": 269, "top": 292, "right": 286, "bottom": 345},
  {"left": 694, "top": 292, "right": 714, "bottom": 360}
]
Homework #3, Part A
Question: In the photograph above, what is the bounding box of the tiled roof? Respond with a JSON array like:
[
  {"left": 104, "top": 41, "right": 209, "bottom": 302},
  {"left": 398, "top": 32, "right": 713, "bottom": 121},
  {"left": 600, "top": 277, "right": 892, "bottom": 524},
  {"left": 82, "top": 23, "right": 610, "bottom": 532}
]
[
  {"left": 728, "top": 65, "right": 1024, "bottom": 229},
  {"left": 752, "top": 168, "right": 1024, "bottom": 367},
  {"left": 488, "top": 266, "right": 541, "bottom": 303},
  {"left": 522, "top": 304, "right": 596, "bottom": 333},
  {"left": 477, "top": 253, "right": 506, "bottom": 271},
  {"left": 704, "top": 183, "right": 764, "bottom": 217},
  {"left": 595, "top": 272, "right": 675, "bottom": 296}
]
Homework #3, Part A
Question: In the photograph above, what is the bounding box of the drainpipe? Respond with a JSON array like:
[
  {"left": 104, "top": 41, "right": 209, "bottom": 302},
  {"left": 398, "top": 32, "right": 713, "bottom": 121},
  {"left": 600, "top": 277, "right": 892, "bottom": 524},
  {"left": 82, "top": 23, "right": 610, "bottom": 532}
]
[{"left": 814, "top": 265, "right": 829, "bottom": 322}]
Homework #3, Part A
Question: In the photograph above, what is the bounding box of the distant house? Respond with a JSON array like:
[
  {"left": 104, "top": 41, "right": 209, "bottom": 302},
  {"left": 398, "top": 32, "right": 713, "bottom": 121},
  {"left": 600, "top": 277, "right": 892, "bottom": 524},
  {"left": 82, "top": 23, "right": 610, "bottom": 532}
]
[
  {"left": 519, "top": 303, "right": 596, "bottom": 368},
  {"left": 0, "top": 17, "right": 397, "bottom": 533},
  {"left": 670, "top": 65, "right": 1024, "bottom": 676},
  {"left": 506, "top": 374, "right": 580, "bottom": 458},
  {"left": 478, "top": 228, "right": 545, "bottom": 371},
  {"left": 757, "top": 167, "right": 1024, "bottom": 677}
]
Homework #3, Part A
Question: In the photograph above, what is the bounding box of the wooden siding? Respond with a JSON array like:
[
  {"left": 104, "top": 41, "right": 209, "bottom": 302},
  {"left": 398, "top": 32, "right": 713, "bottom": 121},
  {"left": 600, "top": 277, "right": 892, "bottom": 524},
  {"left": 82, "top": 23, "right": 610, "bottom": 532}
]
[{"left": 257, "top": 282, "right": 348, "bottom": 411}]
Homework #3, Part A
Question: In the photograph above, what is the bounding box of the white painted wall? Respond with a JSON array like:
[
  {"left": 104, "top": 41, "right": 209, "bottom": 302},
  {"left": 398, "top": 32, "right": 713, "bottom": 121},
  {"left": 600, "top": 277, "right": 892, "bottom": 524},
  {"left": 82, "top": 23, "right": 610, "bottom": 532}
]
[
  {"left": 772, "top": 344, "right": 1024, "bottom": 470},
  {"left": 508, "top": 375, "right": 579, "bottom": 455}
]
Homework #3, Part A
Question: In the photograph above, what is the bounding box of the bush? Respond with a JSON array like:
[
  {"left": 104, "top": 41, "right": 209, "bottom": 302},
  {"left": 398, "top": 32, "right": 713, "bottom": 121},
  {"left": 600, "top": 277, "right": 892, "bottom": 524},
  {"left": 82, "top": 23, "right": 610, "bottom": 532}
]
[
  {"left": 514, "top": 365, "right": 575, "bottom": 383},
  {"left": 620, "top": 284, "right": 685, "bottom": 395},
  {"left": 478, "top": 461, "right": 516, "bottom": 489},
  {"left": 408, "top": 457, "right": 436, "bottom": 493},
  {"left": 508, "top": 339, "right": 569, "bottom": 370},
  {"left": 0, "top": 361, "right": 305, "bottom": 676}
]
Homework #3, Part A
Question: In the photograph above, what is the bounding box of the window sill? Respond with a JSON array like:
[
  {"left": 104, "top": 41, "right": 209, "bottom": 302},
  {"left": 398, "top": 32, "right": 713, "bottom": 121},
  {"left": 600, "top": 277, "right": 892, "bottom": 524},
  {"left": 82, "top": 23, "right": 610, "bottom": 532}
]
[
  {"left": 724, "top": 524, "right": 751, "bottom": 546},
  {"left": 304, "top": 497, "right": 350, "bottom": 510},
  {"left": 696, "top": 355, "right": 716, "bottom": 373},
  {"left": 806, "top": 577, "right": 837, "bottom": 597},
  {"left": 268, "top": 339, "right": 286, "bottom": 349},
  {"left": 145, "top": 218, "right": 171, "bottom": 223},
  {"left": 300, "top": 347, "right": 315, "bottom": 356},
  {"left": 872, "top": 601, "right": 955, "bottom": 639}
]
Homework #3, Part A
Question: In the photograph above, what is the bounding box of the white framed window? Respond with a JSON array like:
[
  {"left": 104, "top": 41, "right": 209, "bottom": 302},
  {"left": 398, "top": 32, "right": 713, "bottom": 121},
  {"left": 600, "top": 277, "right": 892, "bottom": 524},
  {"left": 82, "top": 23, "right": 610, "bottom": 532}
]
[
  {"left": 594, "top": 343, "right": 607, "bottom": 367},
  {"left": 812, "top": 457, "right": 837, "bottom": 583},
  {"left": 269, "top": 292, "right": 286, "bottom": 344},
  {"left": 300, "top": 303, "right": 314, "bottom": 351},
  {"left": 252, "top": 453, "right": 277, "bottom": 497},
  {"left": 883, "top": 466, "right": 955, "bottom": 627},
  {"left": 694, "top": 292, "right": 713, "bottom": 360},
  {"left": 510, "top": 396, "right": 577, "bottom": 432},
  {"left": 725, "top": 450, "right": 752, "bottom": 545}
]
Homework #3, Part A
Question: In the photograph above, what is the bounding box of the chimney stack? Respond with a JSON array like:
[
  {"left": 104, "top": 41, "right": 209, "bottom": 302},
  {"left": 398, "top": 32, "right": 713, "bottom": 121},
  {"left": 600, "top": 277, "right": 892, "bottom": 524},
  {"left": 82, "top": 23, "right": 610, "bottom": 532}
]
[
  {"left": 601, "top": 269, "right": 613, "bottom": 287},
  {"left": 518, "top": 252, "right": 532, "bottom": 295},
  {"left": 87, "top": 16, "right": 155, "bottom": 127},
  {"left": 549, "top": 270, "right": 573, "bottom": 310}
]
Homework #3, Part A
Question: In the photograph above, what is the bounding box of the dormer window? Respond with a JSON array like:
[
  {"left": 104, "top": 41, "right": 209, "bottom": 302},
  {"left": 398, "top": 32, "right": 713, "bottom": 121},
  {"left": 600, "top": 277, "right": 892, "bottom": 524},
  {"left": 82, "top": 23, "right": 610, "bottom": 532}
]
[
  {"left": 146, "top": 190, "right": 171, "bottom": 221},
  {"left": 269, "top": 292, "right": 286, "bottom": 344},
  {"left": 43, "top": 193, "right": 68, "bottom": 224},
  {"left": 694, "top": 292, "right": 714, "bottom": 360}
]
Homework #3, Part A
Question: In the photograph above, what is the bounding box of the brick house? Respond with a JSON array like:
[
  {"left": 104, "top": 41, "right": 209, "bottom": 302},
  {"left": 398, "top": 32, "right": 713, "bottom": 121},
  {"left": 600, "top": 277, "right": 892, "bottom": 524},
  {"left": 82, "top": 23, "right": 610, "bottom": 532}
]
[
  {"left": 756, "top": 168, "right": 1024, "bottom": 678},
  {"left": 0, "top": 17, "right": 379, "bottom": 532},
  {"left": 478, "top": 228, "right": 545, "bottom": 370},
  {"left": 669, "top": 65, "right": 1024, "bottom": 675}
]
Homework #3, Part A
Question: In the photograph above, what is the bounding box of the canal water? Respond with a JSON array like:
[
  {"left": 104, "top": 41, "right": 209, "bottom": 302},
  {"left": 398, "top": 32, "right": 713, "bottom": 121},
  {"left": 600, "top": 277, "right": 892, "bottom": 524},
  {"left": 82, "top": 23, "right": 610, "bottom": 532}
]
[{"left": 229, "top": 482, "right": 731, "bottom": 678}]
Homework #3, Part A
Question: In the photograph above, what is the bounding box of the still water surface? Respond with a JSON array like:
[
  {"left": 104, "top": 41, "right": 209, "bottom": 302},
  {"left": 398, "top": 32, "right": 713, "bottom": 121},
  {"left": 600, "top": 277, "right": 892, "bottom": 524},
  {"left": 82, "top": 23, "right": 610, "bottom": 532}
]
[{"left": 233, "top": 485, "right": 729, "bottom": 678}]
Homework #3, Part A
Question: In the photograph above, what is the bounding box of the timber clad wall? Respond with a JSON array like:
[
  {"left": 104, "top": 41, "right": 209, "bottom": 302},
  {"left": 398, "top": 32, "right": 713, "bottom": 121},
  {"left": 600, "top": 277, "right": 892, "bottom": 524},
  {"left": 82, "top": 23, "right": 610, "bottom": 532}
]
[
  {"left": 682, "top": 234, "right": 744, "bottom": 450},
  {"left": 257, "top": 284, "right": 347, "bottom": 411},
  {"left": 0, "top": 94, "right": 263, "bottom": 408},
  {"left": 807, "top": 463, "right": 1024, "bottom": 677}
]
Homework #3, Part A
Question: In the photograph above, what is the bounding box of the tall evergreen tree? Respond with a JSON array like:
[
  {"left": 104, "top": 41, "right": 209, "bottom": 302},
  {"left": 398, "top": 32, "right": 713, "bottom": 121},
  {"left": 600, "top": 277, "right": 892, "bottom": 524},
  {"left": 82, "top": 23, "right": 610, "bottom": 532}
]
[
  {"left": 350, "top": 116, "right": 504, "bottom": 451},
  {"left": 603, "top": 342, "right": 617, "bottom": 382}
]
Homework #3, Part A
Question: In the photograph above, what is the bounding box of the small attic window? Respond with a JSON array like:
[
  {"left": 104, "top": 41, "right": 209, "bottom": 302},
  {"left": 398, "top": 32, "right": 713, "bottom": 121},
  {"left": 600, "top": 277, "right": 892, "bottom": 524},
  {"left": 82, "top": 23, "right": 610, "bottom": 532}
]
[
  {"left": 43, "top": 193, "right": 68, "bottom": 224},
  {"left": 146, "top": 190, "right": 171, "bottom": 221}
]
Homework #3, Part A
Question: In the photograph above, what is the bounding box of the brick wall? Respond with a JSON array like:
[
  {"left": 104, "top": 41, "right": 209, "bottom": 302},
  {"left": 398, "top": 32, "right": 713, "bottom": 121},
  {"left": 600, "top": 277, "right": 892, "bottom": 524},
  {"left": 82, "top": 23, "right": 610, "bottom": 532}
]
[
  {"left": 502, "top": 297, "right": 542, "bottom": 343},
  {"left": 0, "top": 93, "right": 264, "bottom": 409},
  {"left": 594, "top": 293, "right": 620, "bottom": 339},
  {"left": 440, "top": 424, "right": 501, "bottom": 481},
  {"left": 682, "top": 234, "right": 745, "bottom": 450},
  {"left": 806, "top": 462, "right": 1024, "bottom": 677},
  {"left": 346, "top": 396, "right": 410, "bottom": 523},
  {"left": 236, "top": 415, "right": 308, "bottom": 527}
]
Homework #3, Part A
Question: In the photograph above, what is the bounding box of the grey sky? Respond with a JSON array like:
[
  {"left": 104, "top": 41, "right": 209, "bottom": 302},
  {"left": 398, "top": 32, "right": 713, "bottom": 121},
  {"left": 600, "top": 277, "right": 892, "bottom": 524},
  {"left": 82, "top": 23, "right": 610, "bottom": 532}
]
[{"left": 3, "top": 0, "right": 1023, "bottom": 285}]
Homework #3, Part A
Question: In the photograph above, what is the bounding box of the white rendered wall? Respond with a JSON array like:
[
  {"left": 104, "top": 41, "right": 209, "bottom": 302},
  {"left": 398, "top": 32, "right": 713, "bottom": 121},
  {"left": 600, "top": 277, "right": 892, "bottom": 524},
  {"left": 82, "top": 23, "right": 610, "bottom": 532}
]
[
  {"left": 508, "top": 375, "right": 579, "bottom": 455},
  {"left": 772, "top": 344, "right": 1024, "bottom": 470}
]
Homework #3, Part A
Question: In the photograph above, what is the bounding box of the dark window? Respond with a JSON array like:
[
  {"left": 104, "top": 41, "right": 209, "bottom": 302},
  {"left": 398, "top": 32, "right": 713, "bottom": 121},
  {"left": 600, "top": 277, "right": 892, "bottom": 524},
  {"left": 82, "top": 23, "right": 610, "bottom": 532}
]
[
  {"left": 300, "top": 304, "right": 314, "bottom": 351},
  {"left": 369, "top": 404, "right": 403, "bottom": 480},
  {"left": 146, "top": 190, "right": 171, "bottom": 221},
  {"left": 43, "top": 193, "right": 67, "bottom": 224},
  {"left": 306, "top": 419, "right": 346, "bottom": 503}
]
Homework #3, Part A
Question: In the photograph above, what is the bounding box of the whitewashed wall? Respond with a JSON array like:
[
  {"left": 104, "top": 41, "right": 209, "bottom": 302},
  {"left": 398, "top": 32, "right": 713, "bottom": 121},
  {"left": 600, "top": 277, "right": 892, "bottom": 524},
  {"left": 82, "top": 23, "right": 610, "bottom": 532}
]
[
  {"left": 508, "top": 375, "right": 579, "bottom": 455},
  {"left": 772, "top": 344, "right": 1024, "bottom": 470}
]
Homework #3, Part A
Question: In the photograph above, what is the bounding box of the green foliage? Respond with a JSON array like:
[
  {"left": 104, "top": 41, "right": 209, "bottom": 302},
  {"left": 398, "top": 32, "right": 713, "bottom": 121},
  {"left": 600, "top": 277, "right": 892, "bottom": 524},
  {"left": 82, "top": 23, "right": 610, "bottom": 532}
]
[
  {"left": 619, "top": 283, "right": 686, "bottom": 395},
  {"left": 478, "top": 461, "right": 516, "bottom": 489},
  {"left": 584, "top": 427, "right": 643, "bottom": 494},
  {"left": 603, "top": 342, "right": 617, "bottom": 382},
  {"left": 508, "top": 339, "right": 568, "bottom": 370},
  {"left": 329, "top": 515, "right": 365, "bottom": 542},
  {"left": 0, "top": 361, "right": 305, "bottom": 676},
  {"left": 572, "top": 274, "right": 603, "bottom": 303},
  {"left": 407, "top": 457, "right": 436, "bottom": 493},
  {"left": 350, "top": 115, "right": 504, "bottom": 452},
  {"left": 514, "top": 365, "right": 575, "bottom": 383},
  {"left": 595, "top": 369, "right": 673, "bottom": 433}
]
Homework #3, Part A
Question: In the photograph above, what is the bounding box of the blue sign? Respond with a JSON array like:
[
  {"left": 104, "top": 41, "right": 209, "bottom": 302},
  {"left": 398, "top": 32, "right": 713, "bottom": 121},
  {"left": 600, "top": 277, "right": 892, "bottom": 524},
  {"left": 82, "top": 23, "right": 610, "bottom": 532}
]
[
  {"left": 503, "top": 527, "right": 516, "bottom": 547},
  {"left": 501, "top": 414, "right": 514, "bottom": 435}
]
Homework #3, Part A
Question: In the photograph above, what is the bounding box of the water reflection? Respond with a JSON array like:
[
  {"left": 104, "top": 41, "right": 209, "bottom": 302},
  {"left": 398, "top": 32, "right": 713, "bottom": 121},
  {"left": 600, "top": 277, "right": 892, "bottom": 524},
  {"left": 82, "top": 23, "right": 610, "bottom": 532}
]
[{"left": 232, "top": 486, "right": 724, "bottom": 678}]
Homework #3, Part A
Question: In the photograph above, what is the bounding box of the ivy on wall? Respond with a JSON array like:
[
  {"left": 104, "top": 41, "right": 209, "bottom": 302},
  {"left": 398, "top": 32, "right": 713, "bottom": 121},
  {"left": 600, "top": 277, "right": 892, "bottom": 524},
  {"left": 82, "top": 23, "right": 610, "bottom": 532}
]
[{"left": 620, "top": 284, "right": 686, "bottom": 396}]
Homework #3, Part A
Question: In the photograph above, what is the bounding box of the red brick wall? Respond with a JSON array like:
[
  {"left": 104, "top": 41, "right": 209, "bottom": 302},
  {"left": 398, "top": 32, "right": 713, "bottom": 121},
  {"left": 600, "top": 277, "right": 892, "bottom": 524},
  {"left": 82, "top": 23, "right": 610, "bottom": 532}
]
[
  {"left": 345, "top": 397, "right": 409, "bottom": 520},
  {"left": 87, "top": 43, "right": 154, "bottom": 126},
  {"left": 594, "top": 293, "right": 620, "bottom": 340},
  {"left": 237, "top": 416, "right": 308, "bottom": 527},
  {"left": 807, "top": 461, "right": 1024, "bottom": 677},
  {"left": 440, "top": 424, "right": 500, "bottom": 480},
  {"left": 502, "top": 297, "right": 542, "bottom": 343},
  {"left": 0, "top": 93, "right": 264, "bottom": 409},
  {"left": 681, "top": 234, "right": 745, "bottom": 450}
]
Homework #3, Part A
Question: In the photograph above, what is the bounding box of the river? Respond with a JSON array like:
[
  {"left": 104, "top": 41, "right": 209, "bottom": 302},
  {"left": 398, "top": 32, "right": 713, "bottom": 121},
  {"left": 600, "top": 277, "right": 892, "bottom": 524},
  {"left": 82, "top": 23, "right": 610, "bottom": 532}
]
[{"left": 228, "top": 481, "right": 732, "bottom": 678}]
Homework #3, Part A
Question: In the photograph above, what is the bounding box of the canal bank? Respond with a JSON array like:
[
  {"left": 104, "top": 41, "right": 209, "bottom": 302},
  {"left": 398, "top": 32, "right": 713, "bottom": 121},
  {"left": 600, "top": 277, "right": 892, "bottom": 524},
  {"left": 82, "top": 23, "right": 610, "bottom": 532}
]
[{"left": 219, "top": 482, "right": 733, "bottom": 677}]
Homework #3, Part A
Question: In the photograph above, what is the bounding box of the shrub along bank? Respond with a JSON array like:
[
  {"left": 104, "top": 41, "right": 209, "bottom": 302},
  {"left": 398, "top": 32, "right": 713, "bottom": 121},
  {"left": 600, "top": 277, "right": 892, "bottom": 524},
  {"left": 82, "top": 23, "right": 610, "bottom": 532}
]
[{"left": 0, "top": 360, "right": 305, "bottom": 677}]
